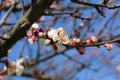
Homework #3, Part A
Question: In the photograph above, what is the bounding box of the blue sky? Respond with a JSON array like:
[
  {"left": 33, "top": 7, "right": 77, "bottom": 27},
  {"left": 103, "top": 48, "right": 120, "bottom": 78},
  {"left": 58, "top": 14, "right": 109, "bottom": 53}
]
[{"left": 0, "top": 0, "right": 120, "bottom": 80}]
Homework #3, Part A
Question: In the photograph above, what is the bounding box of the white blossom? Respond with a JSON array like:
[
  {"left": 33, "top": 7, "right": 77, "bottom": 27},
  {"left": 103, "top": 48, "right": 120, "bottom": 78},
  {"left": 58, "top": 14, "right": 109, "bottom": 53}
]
[
  {"left": 47, "top": 27, "right": 70, "bottom": 44},
  {"left": 7, "top": 58, "right": 24, "bottom": 76},
  {"left": 31, "top": 23, "right": 39, "bottom": 29},
  {"left": 57, "top": 28, "right": 70, "bottom": 44},
  {"left": 48, "top": 29, "right": 58, "bottom": 42}
]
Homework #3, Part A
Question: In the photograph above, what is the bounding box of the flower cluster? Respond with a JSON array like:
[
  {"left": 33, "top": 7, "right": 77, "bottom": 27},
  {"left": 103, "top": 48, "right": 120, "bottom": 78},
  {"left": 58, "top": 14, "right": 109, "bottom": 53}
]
[
  {"left": 69, "top": 36, "right": 97, "bottom": 55},
  {"left": 27, "top": 24, "right": 70, "bottom": 46},
  {"left": 26, "top": 24, "right": 113, "bottom": 55},
  {"left": 47, "top": 27, "right": 70, "bottom": 51},
  {"left": 47, "top": 27, "right": 70, "bottom": 44},
  {"left": 70, "top": 38, "right": 81, "bottom": 46},
  {"left": 7, "top": 58, "right": 24, "bottom": 76},
  {"left": 27, "top": 23, "right": 43, "bottom": 44},
  {"left": 27, "top": 24, "right": 70, "bottom": 51}
]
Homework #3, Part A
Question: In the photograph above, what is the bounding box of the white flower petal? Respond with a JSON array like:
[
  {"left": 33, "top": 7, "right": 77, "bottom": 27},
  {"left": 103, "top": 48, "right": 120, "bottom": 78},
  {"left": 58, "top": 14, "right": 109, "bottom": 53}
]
[
  {"left": 16, "top": 65, "right": 24, "bottom": 76},
  {"left": 62, "top": 35, "right": 70, "bottom": 44},
  {"left": 31, "top": 23, "right": 39, "bottom": 29},
  {"left": 7, "top": 58, "right": 25, "bottom": 76},
  {"left": 53, "top": 34, "right": 59, "bottom": 42},
  {"left": 48, "top": 28, "right": 69, "bottom": 44},
  {"left": 58, "top": 28, "right": 65, "bottom": 37},
  {"left": 58, "top": 27, "right": 64, "bottom": 31},
  {"left": 48, "top": 29, "right": 57, "bottom": 39}
]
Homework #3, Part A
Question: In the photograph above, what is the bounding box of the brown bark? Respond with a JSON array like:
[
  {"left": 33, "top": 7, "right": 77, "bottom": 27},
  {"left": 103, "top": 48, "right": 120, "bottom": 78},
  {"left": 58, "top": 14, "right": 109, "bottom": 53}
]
[{"left": 0, "top": 0, "right": 55, "bottom": 59}]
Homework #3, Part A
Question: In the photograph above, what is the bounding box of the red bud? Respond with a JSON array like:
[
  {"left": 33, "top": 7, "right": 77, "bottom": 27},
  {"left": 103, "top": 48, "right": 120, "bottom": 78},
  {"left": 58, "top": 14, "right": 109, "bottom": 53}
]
[{"left": 76, "top": 48, "right": 85, "bottom": 55}]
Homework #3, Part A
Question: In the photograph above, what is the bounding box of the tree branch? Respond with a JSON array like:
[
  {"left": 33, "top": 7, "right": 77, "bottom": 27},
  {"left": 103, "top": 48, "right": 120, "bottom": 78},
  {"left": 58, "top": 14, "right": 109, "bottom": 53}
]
[
  {"left": 68, "top": 38, "right": 120, "bottom": 48},
  {"left": 71, "top": 0, "right": 120, "bottom": 9},
  {"left": 71, "top": 0, "right": 120, "bottom": 16},
  {"left": 0, "top": 0, "right": 55, "bottom": 59}
]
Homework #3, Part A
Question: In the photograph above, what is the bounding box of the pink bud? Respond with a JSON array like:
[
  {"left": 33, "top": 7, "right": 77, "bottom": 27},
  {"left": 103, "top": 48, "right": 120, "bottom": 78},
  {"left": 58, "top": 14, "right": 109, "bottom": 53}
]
[
  {"left": 86, "top": 39, "right": 91, "bottom": 45},
  {"left": 79, "top": 23, "right": 84, "bottom": 27},
  {"left": 50, "top": 5, "right": 55, "bottom": 9},
  {"left": 70, "top": 38, "right": 76, "bottom": 45},
  {"left": 88, "top": 36, "right": 97, "bottom": 44},
  {"left": 31, "top": 35, "right": 35, "bottom": 41},
  {"left": 0, "top": 75, "right": 2, "bottom": 80},
  {"left": 104, "top": 43, "right": 113, "bottom": 51},
  {"left": 28, "top": 35, "right": 35, "bottom": 44}
]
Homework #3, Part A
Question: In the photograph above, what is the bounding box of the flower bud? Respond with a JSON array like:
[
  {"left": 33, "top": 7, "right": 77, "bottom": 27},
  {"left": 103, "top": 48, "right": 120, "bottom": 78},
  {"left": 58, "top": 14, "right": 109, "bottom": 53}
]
[
  {"left": 0, "top": 75, "right": 2, "bottom": 80},
  {"left": 38, "top": 32, "right": 43, "bottom": 38},
  {"left": 44, "top": 39, "right": 51, "bottom": 45},
  {"left": 79, "top": 23, "right": 84, "bottom": 27},
  {"left": 86, "top": 39, "right": 90, "bottom": 45},
  {"left": 70, "top": 38, "right": 76, "bottom": 45},
  {"left": 28, "top": 35, "right": 35, "bottom": 44},
  {"left": 76, "top": 39, "right": 81, "bottom": 43},
  {"left": 104, "top": 43, "right": 113, "bottom": 51},
  {"left": 88, "top": 36, "right": 97, "bottom": 43},
  {"left": 31, "top": 23, "right": 39, "bottom": 29},
  {"left": 50, "top": 4, "right": 55, "bottom": 9},
  {"left": 76, "top": 48, "right": 85, "bottom": 55},
  {"left": 86, "top": 36, "right": 97, "bottom": 44},
  {"left": 31, "top": 35, "right": 35, "bottom": 41}
]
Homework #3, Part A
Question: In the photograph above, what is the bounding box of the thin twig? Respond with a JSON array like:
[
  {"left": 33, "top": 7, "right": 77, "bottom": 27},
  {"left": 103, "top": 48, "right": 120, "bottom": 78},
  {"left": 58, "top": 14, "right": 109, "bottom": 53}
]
[
  {"left": 44, "top": 11, "right": 91, "bottom": 20},
  {"left": 71, "top": 0, "right": 120, "bottom": 9},
  {"left": 0, "top": 1, "right": 17, "bottom": 26},
  {"left": 70, "top": 38, "right": 120, "bottom": 48}
]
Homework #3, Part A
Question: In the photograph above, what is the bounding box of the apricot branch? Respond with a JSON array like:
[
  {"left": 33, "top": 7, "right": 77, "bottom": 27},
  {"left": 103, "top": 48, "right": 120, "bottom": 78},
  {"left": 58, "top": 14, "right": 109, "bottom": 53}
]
[
  {"left": 44, "top": 10, "right": 91, "bottom": 20},
  {"left": 71, "top": 0, "right": 120, "bottom": 16},
  {"left": 26, "top": 23, "right": 119, "bottom": 55},
  {"left": 71, "top": 0, "right": 120, "bottom": 9}
]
